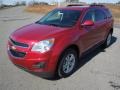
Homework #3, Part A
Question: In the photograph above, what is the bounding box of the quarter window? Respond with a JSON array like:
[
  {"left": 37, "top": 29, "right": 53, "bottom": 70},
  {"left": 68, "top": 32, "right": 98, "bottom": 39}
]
[
  {"left": 95, "top": 10, "right": 106, "bottom": 22},
  {"left": 105, "top": 9, "right": 112, "bottom": 18}
]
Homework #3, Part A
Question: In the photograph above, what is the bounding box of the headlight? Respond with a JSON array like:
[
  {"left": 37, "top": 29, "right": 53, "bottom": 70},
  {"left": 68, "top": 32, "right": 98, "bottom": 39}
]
[{"left": 31, "top": 38, "right": 55, "bottom": 53}]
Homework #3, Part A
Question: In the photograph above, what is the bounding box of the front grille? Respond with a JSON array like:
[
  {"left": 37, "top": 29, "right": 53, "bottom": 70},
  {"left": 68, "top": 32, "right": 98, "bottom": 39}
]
[
  {"left": 10, "top": 38, "right": 29, "bottom": 48},
  {"left": 10, "top": 49, "right": 26, "bottom": 58}
]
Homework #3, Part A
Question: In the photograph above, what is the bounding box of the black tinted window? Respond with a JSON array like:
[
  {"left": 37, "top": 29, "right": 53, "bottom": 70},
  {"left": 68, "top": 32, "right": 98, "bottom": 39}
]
[
  {"left": 95, "top": 10, "right": 106, "bottom": 22},
  {"left": 105, "top": 9, "right": 112, "bottom": 18},
  {"left": 83, "top": 10, "right": 95, "bottom": 22}
]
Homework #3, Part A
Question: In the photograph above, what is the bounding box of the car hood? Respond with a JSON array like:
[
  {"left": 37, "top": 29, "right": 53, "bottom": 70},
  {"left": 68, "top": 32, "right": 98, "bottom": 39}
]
[{"left": 11, "top": 23, "right": 68, "bottom": 42}]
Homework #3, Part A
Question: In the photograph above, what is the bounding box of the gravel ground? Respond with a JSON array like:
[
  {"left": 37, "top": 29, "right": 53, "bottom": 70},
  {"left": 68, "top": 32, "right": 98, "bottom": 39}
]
[{"left": 0, "top": 6, "right": 120, "bottom": 90}]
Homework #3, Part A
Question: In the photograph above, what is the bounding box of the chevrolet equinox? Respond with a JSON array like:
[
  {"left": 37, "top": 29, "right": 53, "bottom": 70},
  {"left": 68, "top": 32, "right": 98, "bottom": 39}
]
[{"left": 7, "top": 4, "right": 114, "bottom": 78}]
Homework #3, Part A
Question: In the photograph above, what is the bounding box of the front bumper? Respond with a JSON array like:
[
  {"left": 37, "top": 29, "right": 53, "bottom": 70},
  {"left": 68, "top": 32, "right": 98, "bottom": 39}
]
[
  {"left": 14, "top": 62, "right": 54, "bottom": 78},
  {"left": 8, "top": 50, "right": 52, "bottom": 72},
  {"left": 8, "top": 49, "right": 58, "bottom": 78},
  {"left": 7, "top": 39, "right": 59, "bottom": 78}
]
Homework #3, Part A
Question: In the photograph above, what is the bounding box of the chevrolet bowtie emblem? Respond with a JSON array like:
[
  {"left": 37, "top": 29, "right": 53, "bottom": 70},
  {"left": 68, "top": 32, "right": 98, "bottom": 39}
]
[{"left": 11, "top": 46, "right": 16, "bottom": 50}]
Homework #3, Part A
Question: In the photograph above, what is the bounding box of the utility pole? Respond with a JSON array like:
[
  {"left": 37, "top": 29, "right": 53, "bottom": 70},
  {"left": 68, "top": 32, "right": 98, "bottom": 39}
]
[{"left": 58, "top": 0, "right": 60, "bottom": 7}]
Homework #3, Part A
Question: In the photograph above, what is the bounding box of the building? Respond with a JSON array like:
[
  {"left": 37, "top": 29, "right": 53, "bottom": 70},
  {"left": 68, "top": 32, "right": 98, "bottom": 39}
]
[
  {"left": 65, "top": 0, "right": 79, "bottom": 3},
  {"left": 0, "top": 0, "right": 2, "bottom": 7},
  {"left": 0, "top": 0, "right": 30, "bottom": 6},
  {"left": 0, "top": 0, "right": 52, "bottom": 6},
  {"left": 2, "top": 0, "right": 17, "bottom": 5}
]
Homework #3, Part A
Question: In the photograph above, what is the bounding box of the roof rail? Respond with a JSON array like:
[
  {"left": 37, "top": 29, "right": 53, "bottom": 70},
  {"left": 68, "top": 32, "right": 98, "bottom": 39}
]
[
  {"left": 90, "top": 4, "right": 105, "bottom": 7},
  {"left": 67, "top": 4, "right": 85, "bottom": 7}
]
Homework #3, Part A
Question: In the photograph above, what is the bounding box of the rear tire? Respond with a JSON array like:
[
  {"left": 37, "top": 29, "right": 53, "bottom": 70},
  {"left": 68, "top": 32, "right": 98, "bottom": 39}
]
[
  {"left": 103, "top": 32, "right": 112, "bottom": 48},
  {"left": 57, "top": 48, "right": 78, "bottom": 78}
]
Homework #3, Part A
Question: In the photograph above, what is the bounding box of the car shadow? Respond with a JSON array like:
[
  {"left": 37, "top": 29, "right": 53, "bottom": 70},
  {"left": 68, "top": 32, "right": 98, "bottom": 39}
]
[
  {"left": 75, "top": 36, "right": 117, "bottom": 74},
  {"left": 18, "top": 36, "right": 117, "bottom": 80}
]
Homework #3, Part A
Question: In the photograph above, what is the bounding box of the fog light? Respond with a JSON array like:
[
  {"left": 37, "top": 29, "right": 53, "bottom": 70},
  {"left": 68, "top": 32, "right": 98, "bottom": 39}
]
[{"left": 33, "top": 62, "right": 45, "bottom": 68}]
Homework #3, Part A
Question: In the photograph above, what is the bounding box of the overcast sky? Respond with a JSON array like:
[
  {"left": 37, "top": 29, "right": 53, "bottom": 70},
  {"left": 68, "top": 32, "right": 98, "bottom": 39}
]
[
  {"left": 82, "top": 0, "right": 119, "bottom": 3},
  {"left": 28, "top": 0, "right": 120, "bottom": 3},
  {"left": 1, "top": 0, "right": 120, "bottom": 5}
]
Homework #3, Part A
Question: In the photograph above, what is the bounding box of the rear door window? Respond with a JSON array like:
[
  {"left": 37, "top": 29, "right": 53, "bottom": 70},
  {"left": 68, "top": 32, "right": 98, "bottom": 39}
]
[{"left": 83, "top": 10, "right": 95, "bottom": 22}]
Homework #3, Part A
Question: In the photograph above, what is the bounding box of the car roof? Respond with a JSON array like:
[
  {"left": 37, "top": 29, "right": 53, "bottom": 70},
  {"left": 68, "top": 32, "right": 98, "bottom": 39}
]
[
  {"left": 56, "top": 4, "right": 107, "bottom": 11},
  {"left": 57, "top": 6, "right": 89, "bottom": 11}
]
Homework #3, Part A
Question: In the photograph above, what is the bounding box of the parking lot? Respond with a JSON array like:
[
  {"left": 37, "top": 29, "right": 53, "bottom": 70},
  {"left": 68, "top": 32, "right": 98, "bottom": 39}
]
[{"left": 0, "top": 6, "right": 120, "bottom": 90}]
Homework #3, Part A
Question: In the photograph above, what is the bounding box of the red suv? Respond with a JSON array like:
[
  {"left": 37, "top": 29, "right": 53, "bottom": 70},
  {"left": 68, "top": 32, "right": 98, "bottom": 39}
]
[{"left": 7, "top": 4, "right": 114, "bottom": 78}]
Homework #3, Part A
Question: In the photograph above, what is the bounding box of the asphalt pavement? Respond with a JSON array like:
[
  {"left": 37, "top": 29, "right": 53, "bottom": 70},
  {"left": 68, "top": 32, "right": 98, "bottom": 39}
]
[{"left": 0, "top": 6, "right": 120, "bottom": 90}]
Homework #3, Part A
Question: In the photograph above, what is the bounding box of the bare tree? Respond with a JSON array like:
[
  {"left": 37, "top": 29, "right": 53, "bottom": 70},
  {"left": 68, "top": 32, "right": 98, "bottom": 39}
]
[
  {"left": 65, "top": 0, "right": 79, "bottom": 3},
  {"left": 118, "top": 1, "right": 120, "bottom": 4}
]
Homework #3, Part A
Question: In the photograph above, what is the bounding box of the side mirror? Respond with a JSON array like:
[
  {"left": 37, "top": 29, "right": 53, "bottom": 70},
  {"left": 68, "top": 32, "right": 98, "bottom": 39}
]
[{"left": 81, "top": 20, "right": 94, "bottom": 26}]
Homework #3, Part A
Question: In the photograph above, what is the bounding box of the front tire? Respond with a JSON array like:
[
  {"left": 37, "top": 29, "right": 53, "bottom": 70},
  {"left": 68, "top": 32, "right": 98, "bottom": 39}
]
[{"left": 58, "top": 48, "right": 78, "bottom": 78}]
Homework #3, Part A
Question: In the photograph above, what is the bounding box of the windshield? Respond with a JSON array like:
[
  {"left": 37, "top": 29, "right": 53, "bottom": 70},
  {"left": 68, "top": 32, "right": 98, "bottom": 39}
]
[{"left": 36, "top": 9, "right": 81, "bottom": 27}]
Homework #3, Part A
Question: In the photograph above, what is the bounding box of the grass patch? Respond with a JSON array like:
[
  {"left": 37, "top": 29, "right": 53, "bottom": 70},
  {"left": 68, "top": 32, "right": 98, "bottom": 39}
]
[
  {"left": 106, "top": 4, "right": 120, "bottom": 24},
  {"left": 25, "top": 4, "right": 120, "bottom": 24},
  {"left": 25, "top": 5, "right": 57, "bottom": 13}
]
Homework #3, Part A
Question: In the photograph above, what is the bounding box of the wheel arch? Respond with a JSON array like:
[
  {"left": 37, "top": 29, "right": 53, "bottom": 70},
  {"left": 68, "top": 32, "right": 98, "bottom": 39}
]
[
  {"left": 56, "top": 44, "right": 80, "bottom": 68},
  {"left": 110, "top": 28, "right": 113, "bottom": 34},
  {"left": 55, "top": 44, "right": 80, "bottom": 77},
  {"left": 64, "top": 44, "right": 80, "bottom": 57}
]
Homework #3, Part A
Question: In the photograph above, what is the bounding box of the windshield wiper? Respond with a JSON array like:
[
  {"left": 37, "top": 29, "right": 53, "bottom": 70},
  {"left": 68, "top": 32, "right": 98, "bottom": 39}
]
[
  {"left": 36, "top": 22, "right": 59, "bottom": 27},
  {"left": 47, "top": 23, "right": 59, "bottom": 27},
  {"left": 35, "top": 21, "right": 45, "bottom": 24},
  {"left": 36, "top": 22, "right": 66, "bottom": 27}
]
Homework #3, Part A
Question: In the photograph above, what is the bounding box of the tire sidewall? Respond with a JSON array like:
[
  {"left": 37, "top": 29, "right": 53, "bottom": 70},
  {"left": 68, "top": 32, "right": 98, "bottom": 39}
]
[
  {"left": 58, "top": 49, "right": 78, "bottom": 78},
  {"left": 105, "top": 32, "right": 112, "bottom": 47}
]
